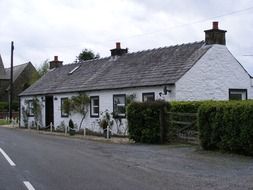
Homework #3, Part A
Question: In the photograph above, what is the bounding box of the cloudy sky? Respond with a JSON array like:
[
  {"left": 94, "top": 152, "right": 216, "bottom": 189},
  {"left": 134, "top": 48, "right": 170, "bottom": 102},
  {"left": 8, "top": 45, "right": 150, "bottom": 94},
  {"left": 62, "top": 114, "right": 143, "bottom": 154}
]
[{"left": 1, "top": 0, "right": 253, "bottom": 75}]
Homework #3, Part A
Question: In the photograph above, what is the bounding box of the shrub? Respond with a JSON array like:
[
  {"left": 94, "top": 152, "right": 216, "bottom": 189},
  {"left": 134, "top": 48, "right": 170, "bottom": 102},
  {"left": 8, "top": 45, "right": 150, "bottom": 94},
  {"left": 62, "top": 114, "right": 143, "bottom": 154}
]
[
  {"left": 198, "top": 100, "right": 253, "bottom": 156},
  {"left": 170, "top": 101, "right": 203, "bottom": 113},
  {"left": 0, "top": 101, "right": 19, "bottom": 111},
  {"left": 127, "top": 101, "right": 170, "bottom": 143}
]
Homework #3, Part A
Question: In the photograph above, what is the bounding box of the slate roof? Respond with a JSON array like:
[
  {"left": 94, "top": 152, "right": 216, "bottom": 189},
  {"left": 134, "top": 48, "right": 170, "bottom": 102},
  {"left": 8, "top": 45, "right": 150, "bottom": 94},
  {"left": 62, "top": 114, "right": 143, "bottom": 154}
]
[
  {"left": 0, "top": 54, "right": 8, "bottom": 80},
  {"left": 20, "top": 41, "right": 211, "bottom": 96},
  {"left": 5, "top": 62, "right": 30, "bottom": 81}
]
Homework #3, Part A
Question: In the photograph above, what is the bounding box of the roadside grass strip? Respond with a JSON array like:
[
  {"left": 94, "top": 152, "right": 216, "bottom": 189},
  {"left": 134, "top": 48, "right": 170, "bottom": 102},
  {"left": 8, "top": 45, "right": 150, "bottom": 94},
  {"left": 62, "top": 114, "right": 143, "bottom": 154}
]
[
  {"left": 0, "top": 148, "right": 16, "bottom": 166},
  {"left": 23, "top": 181, "right": 35, "bottom": 190}
]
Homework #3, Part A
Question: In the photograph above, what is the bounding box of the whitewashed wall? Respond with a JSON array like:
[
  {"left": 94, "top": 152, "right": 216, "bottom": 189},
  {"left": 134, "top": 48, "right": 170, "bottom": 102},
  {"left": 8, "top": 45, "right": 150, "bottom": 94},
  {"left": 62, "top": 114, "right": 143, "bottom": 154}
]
[
  {"left": 176, "top": 45, "right": 253, "bottom": 101},
  {"left": 19, "top": 95, "right": 45, "bottom": 128},
  {"left": 20, "top": 85, "right": 175, "bottom": 135}
]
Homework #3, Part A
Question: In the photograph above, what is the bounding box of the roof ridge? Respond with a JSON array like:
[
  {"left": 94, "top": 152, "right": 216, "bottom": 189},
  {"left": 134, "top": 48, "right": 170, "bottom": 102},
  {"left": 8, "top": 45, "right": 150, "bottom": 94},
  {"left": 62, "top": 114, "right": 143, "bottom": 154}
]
[{"left": 123, "top": 40, "right": 205, "bottom": 56}]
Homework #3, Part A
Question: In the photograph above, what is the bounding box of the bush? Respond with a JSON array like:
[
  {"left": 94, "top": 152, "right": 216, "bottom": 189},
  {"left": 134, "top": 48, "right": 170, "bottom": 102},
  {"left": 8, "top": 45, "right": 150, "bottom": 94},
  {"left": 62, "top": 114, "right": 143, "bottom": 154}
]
[
  {"left": 198, "top": 101, "right": 253, "bottom": 156},
  {"left": 127, "top": 101, "right": 170, "bottom": 143},
  {"left": 170, "top": 101, "right": 203, "bottom": 113},
  {"left": 0, "top": 101, "right": 19, "bottom": 111}
]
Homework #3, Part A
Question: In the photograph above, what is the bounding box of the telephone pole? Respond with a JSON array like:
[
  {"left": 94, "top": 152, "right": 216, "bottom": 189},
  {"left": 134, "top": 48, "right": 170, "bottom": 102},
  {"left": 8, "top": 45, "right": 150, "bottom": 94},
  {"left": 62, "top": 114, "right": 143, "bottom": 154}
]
[{"left": 9, "top": 41, "right": 14, "bottom": 120}]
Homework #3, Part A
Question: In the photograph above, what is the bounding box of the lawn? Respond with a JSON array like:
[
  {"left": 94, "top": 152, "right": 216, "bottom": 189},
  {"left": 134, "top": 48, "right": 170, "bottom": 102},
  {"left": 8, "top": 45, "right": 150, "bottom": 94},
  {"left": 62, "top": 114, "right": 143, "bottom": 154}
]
[{"left": 0, "top": 119, "right": 10, "bottom": 125}]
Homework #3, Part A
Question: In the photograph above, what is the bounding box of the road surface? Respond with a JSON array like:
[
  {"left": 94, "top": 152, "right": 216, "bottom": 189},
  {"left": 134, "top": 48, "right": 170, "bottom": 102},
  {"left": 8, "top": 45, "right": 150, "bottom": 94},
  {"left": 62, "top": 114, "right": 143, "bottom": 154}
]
[{"left": 0, "top": 126, "right": 253, "bottom": 190}]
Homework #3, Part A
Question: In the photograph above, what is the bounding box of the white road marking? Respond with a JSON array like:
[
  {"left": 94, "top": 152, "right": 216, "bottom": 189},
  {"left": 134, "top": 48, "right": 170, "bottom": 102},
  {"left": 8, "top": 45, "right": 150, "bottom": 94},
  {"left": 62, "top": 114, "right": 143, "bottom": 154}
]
[
  {"left": 23, "top": 181, "right": 35, "bottom": 190},
  {"left": 0, "top": 148, "right": 16, "bottom": 166}
]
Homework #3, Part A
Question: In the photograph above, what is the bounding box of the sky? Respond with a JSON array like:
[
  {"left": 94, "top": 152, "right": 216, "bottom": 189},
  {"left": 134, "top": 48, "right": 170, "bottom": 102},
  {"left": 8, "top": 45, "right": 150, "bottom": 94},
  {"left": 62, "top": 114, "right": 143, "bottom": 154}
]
[{"left": 1, "top": 0, "right": 253, "bottom": 75}]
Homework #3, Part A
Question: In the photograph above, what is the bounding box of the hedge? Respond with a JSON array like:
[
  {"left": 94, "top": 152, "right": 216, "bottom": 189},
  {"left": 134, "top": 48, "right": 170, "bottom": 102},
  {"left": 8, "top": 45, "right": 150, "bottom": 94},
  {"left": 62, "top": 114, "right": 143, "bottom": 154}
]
[
  {"left": 198, "top": 101, "right": 253, "bottom": 156},
  {"left": 127, "top": 101, "right": 170, "bottom": 143},
  {"left": 0, "top": 101, "right": 19, "bottom": 111},
  {"left": 170, "top": 101, "right": 203, "bottom": 113}
]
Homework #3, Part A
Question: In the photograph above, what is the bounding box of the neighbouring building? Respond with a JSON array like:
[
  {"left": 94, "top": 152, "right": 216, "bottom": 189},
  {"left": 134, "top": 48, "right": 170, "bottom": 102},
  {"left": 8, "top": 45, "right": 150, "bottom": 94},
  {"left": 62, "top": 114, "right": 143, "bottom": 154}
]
[
  {"left": 0, "top": 58, "right": 38, "bottom": 102},
  {"left": 19, "top": 22, "right": 253, "bottom": 135}
]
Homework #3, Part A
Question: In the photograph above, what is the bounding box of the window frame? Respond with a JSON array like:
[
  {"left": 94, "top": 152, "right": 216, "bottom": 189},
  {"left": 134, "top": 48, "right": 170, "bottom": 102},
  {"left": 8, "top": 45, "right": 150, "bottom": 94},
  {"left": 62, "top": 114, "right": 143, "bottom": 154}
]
[
  {"left": 61, "top": 97, "right": 69, "bottom": 118},
  {"left": 229, "top": 89, "right": 248, "bottom": 100},
  {"left": 27, "top": 100, "right": 34, "bottom": 117},
  {"left": 142, "top": 92, "right": 155, "bottom": 102},
  {"left": 90, "top": 96, "right": 100, "bottom": 118},
  {"left": 113, "top": 94, "right": 126, "bottom": 118}
]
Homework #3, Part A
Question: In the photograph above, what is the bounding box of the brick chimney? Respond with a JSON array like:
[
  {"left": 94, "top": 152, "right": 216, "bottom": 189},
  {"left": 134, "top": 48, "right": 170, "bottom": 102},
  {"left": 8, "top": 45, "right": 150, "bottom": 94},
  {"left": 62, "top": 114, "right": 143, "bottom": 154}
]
[
  {"left": 204, "top": 21, "right": 227, "bottom": 45},
  {"left": 49, "top": 56, "right": 63, "bottom": 69},
  {"left": 110, "top": 42, "right": 128, "bottom": 56}
]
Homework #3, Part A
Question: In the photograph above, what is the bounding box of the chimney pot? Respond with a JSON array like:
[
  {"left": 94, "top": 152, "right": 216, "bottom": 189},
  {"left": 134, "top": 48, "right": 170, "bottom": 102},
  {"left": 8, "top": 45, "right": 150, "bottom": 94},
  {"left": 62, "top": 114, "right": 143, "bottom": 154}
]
[
  {"left": 50, "top": 56, "right": 63, "bottom": 69},
  {"left": 110, "top": 42, "right": 128, "bottom": 56},
  {"left": 116, "top": 42, "right": 121, "bottom": 49},
  {"left": 204, "top": 21, "right": 226, "bottom": 45},
  {"left": 213, "top": 21, "right": 219, "bottom": 29}
]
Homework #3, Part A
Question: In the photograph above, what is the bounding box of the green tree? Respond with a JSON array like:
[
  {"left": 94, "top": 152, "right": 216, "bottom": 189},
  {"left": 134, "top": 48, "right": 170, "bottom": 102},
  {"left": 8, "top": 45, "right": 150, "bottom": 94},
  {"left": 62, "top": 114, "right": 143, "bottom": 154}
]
[
  {"left": 37, "top": 59, "right": 49, "bottom": 78},
  {"left": 76, "top": 49, "right": 100, "bottom": 62}
]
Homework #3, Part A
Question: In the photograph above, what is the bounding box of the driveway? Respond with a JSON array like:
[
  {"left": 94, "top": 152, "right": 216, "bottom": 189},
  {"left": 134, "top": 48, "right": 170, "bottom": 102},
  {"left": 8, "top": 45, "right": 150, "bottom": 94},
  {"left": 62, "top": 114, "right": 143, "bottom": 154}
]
[{"left": 0, "top": 126, "right": 252, "bottom": 190}]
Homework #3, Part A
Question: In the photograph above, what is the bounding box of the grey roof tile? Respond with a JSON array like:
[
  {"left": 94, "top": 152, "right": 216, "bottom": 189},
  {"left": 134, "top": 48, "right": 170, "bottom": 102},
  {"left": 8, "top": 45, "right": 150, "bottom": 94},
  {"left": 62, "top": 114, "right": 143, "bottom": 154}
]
[{"left": 20, "top": 41, "right": 211, "bottom": 96}]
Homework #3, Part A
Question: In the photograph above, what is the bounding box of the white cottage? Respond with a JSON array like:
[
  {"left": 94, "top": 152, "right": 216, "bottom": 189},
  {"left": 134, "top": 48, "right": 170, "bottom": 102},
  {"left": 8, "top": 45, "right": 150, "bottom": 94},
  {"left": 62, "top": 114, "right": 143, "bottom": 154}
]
[{"left": 19, "top": 22, "right": 253, "bottom": 134}]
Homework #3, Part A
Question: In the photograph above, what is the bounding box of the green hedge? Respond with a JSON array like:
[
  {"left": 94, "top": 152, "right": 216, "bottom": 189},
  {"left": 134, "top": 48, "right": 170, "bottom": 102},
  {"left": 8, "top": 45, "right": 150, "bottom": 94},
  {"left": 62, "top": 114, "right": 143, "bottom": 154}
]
[
  {"left": 198, "top": 101, "right": 253, "bottom": 156},
  {"left": 170, "top": 101, "right": 203, "bottom": 113},
  {"left": 127, "top": 101, "right": 170, "bottom": 143},
  {"left": 0, "top": 101, "right": 19, "bottom": 111}
]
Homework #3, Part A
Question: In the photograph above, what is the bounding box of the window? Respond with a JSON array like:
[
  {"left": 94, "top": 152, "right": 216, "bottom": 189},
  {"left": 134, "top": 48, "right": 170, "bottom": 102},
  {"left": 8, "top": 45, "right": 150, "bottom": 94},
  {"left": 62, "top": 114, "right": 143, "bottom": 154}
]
[
  {"left": 229, "top": 89, "right": 247, "bottom": 100},
  {"left": 142, "top": 92, "right": 155, "bottom": 102},
  {"left": 61, "top": 98, "right": 69, "bottom": 117},
  {"left": 90, "top": 96, "right": 99, "bottom": 117},
  {"left": 113, "top": 94, "right": 126, "bottom": 118},
  {"left": 27, "top": 100, "right": 34, "bottom": 117},
  {"left": 68, "top": 66, "right": 80, "bottom": 75}
]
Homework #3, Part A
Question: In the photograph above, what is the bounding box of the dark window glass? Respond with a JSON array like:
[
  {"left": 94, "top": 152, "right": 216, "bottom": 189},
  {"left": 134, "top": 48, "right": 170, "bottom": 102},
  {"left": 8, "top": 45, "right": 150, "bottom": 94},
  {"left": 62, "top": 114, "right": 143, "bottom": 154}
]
[
  {"left": 142, "top": 92, "right": 155, "bottom": 102},
  {"left": 113, "top": 94, "right": 126, "bottom": 118},
  {"left": 61, "top": 98, "right": 69, "bottom": 117},
  {"left": 90, "top": 96, "right": 99, "bottom": 117}
]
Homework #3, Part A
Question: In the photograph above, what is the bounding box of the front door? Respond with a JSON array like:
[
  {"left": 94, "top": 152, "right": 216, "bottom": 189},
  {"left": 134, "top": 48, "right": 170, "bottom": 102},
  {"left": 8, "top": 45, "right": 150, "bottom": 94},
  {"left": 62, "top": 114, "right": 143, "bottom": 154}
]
[{"left": 45, "top": 96, "right": 54, "bottom": 127}]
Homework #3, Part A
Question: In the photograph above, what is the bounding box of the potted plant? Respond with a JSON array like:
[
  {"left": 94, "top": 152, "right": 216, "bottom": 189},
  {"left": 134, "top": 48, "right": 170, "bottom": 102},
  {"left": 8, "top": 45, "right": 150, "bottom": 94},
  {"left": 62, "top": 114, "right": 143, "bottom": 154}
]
[{"left": 69, "top": 119, "right": 75, "bottom": 136}]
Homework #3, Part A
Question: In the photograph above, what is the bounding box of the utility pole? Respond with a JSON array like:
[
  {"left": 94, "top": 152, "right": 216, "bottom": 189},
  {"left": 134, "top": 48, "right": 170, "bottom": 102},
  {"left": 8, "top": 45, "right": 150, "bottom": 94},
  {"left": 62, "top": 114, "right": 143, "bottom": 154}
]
[{"left": 9, "top": 41, "right": 14, "bottom": 120}]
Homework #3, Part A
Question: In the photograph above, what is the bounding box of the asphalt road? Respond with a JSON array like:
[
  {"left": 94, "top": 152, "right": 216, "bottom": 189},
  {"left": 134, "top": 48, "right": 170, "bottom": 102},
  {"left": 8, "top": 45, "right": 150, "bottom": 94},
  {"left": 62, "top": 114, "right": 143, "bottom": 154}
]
[{"left": 0, "top": 127, "right": 253, "bottom": 190}]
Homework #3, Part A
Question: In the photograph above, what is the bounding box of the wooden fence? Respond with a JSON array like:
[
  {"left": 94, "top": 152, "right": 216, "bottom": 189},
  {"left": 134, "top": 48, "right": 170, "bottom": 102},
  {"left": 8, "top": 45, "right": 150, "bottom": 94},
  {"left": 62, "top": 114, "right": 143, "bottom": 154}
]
[{"left": 0, "top": 112, "right": 19, "bottom": 119}]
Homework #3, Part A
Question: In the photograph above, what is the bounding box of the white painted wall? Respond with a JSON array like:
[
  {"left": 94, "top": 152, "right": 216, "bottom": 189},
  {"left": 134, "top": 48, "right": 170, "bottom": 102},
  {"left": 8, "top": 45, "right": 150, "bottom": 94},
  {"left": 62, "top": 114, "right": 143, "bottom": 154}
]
[
  {"left": 20, "top": 85, "right": 175, "bottom": 135},
  {"left": 20, "top": 96, "right": 45, "bottom": 128},
  {"left": 176, "top": 45, "right": 253, "bottom": 101}
]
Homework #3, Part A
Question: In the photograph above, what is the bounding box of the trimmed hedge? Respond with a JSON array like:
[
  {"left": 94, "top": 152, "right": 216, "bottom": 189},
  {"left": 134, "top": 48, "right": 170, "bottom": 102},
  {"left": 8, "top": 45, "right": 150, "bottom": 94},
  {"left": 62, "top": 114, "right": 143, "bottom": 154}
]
[
  {"left": 170, "top": 101, "right": 203, "bottom": 113},
  {"left": 127, "top": 101, "right": 170, "bottom": 143},
  {"left": 198, "top": 101, "right": 253, "bottom": 156}
]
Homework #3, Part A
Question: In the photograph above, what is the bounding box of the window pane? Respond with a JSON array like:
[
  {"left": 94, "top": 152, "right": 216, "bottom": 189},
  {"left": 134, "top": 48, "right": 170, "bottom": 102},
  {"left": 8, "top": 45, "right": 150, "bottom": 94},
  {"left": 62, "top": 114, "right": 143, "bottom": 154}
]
[
  {"left": 93, "top": 107, "right": 99, "bottom": 114},
  {"left": 229, "top": 89, "right": 247, "bottom": 100},
  {"left": 230, "top": 94, "right": 242, "bottom": 100},
  {"left": 143, "top": 93, "right": 155, "bottom": 102},
  {"left": 93, "top": 98, "right": 99, "bottom": 106},
  {"left": 61, "top": 98, "right": 69, "bottom": 117},
  {"left": 91, "top": 97, "right": 99, "bottom": 117},
  {"left": 113, "top": 95, "right": 126, "bottom": 117}
]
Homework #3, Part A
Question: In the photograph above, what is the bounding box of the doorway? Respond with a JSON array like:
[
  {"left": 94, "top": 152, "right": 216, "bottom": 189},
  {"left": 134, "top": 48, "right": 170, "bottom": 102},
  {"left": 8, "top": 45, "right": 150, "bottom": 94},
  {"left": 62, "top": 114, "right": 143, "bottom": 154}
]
[{"left": 45, "top": 96, "right": 54, "bottom": 127}]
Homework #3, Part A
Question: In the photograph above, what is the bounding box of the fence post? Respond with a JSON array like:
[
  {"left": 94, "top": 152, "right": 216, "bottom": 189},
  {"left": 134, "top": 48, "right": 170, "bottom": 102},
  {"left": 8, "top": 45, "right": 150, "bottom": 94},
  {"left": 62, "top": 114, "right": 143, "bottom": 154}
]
[
  {"left": 65, "top": 125, "right": 67, "bottom": 136},
  {"left": 159, "top": 105, "right": 167, "bottom": 144},
  {"left": 83, "top": 127, "right": 86, "bottom": 136},
  {"left": 107, "top": 125, "right": 109, "bottom": 139}
]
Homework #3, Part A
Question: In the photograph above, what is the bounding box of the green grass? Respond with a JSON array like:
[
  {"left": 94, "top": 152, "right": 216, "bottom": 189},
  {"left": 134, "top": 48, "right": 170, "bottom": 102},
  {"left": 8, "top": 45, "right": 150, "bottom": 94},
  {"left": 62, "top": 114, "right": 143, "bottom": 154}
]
[{"left": 0, "top": 119, "right": 10, "bottom": 125}]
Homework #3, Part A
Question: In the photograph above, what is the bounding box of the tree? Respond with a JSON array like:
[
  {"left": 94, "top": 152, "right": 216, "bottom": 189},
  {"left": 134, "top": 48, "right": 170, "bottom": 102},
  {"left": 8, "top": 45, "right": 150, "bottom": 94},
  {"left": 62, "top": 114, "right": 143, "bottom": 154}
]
[
  {"left": 63, "top": 93, "right": 90, "bottom": 130},
  {"left": 37, "top": 59, "right": 49, "bottom": 78},
  {"left": 76, "top": 49, "right": 100, "bottom": 62}
]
